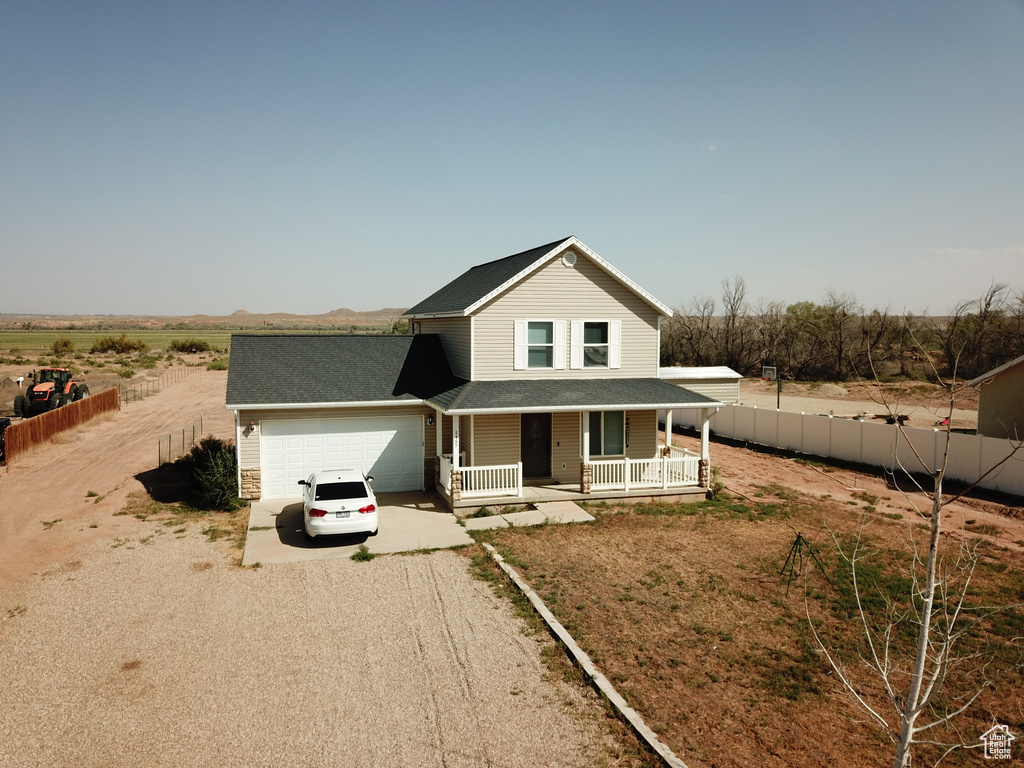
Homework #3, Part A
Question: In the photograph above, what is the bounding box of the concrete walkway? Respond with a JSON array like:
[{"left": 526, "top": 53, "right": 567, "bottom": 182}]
[{"left": 462, "top": 500, "right": 595, "bottom": 531}]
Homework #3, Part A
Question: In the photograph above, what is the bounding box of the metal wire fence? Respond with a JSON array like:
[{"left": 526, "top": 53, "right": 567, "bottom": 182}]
[
  {"left": 118, "top": 364, "right": 198, "bottom": 405},
  {"left": 158, "top": 416, "right": 206, "bottom": 465}
]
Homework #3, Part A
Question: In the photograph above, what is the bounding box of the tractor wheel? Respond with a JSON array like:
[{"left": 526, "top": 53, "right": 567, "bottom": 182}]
[
  {"left": 75, "top": 385, "right": 90, "bottom": 400},
  {"left": 49, "top": 394, "right": 65, "bottom": 411},
  {"left": 13, "top": 395, "right": 27, "bottom": 418}
]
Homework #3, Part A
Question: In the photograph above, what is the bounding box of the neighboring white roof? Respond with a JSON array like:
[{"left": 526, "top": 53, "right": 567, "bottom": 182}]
[
  {"left": 659, "top": 366, "right": 742, "bottom": 380},
  {"left": 966, "top": 354, "right": 1024, "bottom": 388}
]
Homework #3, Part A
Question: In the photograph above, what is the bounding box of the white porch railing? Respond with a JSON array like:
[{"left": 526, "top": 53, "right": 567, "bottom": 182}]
[
  {"left": 460, "top": 462, "right": 523, "bottom": 499},
  {"left": 591, "top": 453, "right": 700, "bottom": 491},
  {"left": 441, "top": 456, "right": 522, "bottom": 499}
]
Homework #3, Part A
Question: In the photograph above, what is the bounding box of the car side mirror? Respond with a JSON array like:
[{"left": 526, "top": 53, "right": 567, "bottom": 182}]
[
  {"left": 365, "top": 475, "right": 374, "bottom": 483},
  {"left": 297, "top": 480, "right": 308, "bottom": 487}
]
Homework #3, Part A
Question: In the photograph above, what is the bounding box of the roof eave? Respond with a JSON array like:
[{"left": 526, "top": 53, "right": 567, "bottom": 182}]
[
  {"left": 227, "top": 399, "right": 424, "bottom": 411},
  {"left": 425, "top": 400, "right": 725, "bottom": 416}
]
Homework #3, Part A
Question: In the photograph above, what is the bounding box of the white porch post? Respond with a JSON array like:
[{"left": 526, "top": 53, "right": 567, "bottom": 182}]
[
  {"left": 450, "top": 414, "right": 462, "bottom": 502},
  {"left": 582, "top": 411, "right": 591, "bottom": 463},
  {"left": 433, "top": 408, "right": 443, "bottom": 489},
  {"left": 580, "top": 410, "right": 592, "bottom": 493},
  {"left": 699, "top": 408, "right": 712, "bottom": 488},
  {"left": 664, "top": 409, "right": 674, "bottom": 453},
  {"left": 434, "top": 409, "right": 443, "bottom": 459},
  {"left": 452, "top": 415, "right": 461, "bottom": 470},
  {"left": 700, "top": 408, "right": 710, "bottom": 460}
]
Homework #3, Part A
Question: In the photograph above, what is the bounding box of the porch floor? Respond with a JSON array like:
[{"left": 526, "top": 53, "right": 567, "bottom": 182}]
[{"left": 447, "top": 482, "right": 708, "bottom": 514}]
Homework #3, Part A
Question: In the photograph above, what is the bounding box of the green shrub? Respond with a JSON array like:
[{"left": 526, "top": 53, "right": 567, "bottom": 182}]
[
  {"left": 170, "top": 338, "right": 211, "bottom": 353},
  {"left": 206, "top": 357, "right": 229, "bottom": 371},
  {"left": 91, "top": 334, "right": 149, "bottom": 354},
  {"left": 117, "top": 367, "right": 136, "bottom": 379},
  {"left": 135, "top": 355, "right": 159, "bottom": 369},
  {"left": 178, "top": 436, "right": 242, "bottom": 510},
  {"left": 351, "top": 545, "right": 376, "bottom": 562},
  {"left": 51, "top": 338, "right": 75, "bottom": 355}
]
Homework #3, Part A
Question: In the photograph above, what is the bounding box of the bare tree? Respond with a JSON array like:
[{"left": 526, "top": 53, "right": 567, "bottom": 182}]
[{"left": 809, "top": 323, "right": 1023, "bottom": 768}]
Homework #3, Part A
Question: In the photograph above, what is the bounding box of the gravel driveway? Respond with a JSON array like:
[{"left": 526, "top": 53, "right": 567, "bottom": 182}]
[{"left": 0, "top": 370, "right": 610, "bottom": 767}]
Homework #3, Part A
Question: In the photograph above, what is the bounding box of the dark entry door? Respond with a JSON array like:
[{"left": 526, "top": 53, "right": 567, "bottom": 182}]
[{"left": 520, "top": 413, "right": 552, "bottom": 479}]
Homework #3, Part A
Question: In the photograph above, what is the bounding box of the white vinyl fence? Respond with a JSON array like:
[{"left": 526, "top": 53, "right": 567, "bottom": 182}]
[{"left": 671, "top": 406, "right": 1024, "bottom": 498}]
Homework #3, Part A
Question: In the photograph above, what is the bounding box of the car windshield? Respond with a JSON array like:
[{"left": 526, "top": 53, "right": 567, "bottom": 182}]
[{"left": 314, "top": 481, "right": 368, "bottom": 501}]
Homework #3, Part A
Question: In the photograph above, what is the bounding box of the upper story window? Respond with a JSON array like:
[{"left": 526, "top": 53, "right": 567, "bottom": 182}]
[
  {"left": 570, "top": 320, "right": 622, "bottom": 370},
  {"left": 514, "top": 320, "right": 566, "bottom": 370},
  {"left": 583, "top": 322, "right": 608, "bottom": 367},
  {"left": 528, "top": 322, "right": 554, "bottom": 368}
]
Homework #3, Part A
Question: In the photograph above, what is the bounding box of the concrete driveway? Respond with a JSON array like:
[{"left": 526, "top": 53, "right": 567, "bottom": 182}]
[{"left": 242, "top": 491, "right": 475, "bottom": 566}]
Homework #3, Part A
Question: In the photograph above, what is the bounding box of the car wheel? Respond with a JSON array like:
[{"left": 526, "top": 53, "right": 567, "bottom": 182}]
[{"left": 13, "top": 395, "right": 27, "bottom": 418}]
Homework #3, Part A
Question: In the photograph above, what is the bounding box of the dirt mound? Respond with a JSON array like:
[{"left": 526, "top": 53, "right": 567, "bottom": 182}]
[{"left": 811, "top": 383, "right": 849, "bottom": 397}]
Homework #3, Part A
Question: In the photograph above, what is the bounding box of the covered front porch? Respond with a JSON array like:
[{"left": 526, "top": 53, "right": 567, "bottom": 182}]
[{"left": 431, "top": 403, "right": 718, "bottom": 511}]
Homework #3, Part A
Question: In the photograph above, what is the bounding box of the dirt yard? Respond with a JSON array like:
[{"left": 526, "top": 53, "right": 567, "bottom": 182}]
[
  {"left": 0, "top": 371, "right": 628, "bottom": 767},
  {"left": 2, "top": 371, "right": 1021, "bottom": 767}
]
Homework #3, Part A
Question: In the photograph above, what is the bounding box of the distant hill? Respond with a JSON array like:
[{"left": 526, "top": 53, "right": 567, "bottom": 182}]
[{"left": 0, "top": 308, "right": 411, "bottom": 330}]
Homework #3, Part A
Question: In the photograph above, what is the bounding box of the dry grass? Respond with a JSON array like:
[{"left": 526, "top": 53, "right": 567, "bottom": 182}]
[
  {"left": 117, "top": 462, "right": 251, "bottom": 562},
  {"left": 469, "top": 490, "right": 1024, "bottom": 768}
]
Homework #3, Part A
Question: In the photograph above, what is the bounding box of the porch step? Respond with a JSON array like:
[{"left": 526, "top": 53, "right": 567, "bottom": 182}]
[{"left": 463, "top": 501, "right": 595, "bottom": 531}]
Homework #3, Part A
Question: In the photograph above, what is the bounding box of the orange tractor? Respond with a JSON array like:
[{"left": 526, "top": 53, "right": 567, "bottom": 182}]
[{"left": 13, "top": 368, "right": 90, "bottom": 418}]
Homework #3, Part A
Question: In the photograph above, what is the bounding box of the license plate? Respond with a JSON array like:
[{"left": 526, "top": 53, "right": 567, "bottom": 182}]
[{"left": 336, "top": 511, "right": 350, "bottom": 519}]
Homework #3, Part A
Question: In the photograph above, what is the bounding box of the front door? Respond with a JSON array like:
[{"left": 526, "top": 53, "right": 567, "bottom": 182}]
[{"left": 520, "top": 413, "right": 552, "bottom": 479}]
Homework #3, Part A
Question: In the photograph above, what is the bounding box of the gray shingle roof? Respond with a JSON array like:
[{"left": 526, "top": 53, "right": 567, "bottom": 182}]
[
  {"left": 226, "top": 334, "right": 426, "bottom": 407},
  {"left": 404, "top": 237, "right": 572, "bottom": 317},
  {"left": 426, "top": 378, "right": 723, "bottom": 414}
]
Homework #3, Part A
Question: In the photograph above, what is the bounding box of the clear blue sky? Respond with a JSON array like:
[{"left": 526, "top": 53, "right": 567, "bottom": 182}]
[{"left": 3, "top": 1, "right": 1023, "bottom": 317}]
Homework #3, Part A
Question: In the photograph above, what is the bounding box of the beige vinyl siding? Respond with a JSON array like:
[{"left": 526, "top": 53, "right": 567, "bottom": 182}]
[
  {"left": 668, "top": 379, "right": 739, "bottom": 404},
  {"left": 625, "top": 410, "right": 658, "bottom": 459},
  {"left": 236, "top": 404, "right": 436, "bottom": 472},
  {"left": 417, "top": 317, "right": 472, "bottom": 379},
  {"left": 472, "top": 255, "right": 662, "bottom": 381},
  {"left": 471, "top": 413, "right": 520, "bottom": 466},
  {"left": 441, "top": 414, "right": 473, "bottom": 464},
  {"left": 552, "top": 411, "right": 581, "bottom": 484},
  {"left": 977, "top": 365, "right": 1024, "bottom": 439}
]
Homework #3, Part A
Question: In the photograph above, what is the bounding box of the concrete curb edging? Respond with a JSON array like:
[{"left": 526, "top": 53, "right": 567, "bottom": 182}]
[{"left": 481, "top": 543, "right": 690, "bottom": 768}]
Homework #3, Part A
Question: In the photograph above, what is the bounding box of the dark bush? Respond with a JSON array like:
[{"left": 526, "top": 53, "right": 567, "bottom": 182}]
[
  {"left": 91, "top": 334, "right": 148, "bottom": 354},
  {"left": 170, "top": 338, "right": 211, "bottom": 353},
  {"left": 178, "top": 436, "right": 242, "bottom": 510}
]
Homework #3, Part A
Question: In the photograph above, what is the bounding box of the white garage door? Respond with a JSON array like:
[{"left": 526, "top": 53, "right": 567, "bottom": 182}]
[{"left": 260, "top": 415, "right": 424, "bottom": 499}]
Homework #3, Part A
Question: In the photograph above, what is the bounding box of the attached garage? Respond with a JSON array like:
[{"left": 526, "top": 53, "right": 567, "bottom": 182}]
[{"left": 260, "top": 415, "right": 425, "bottom": 499}]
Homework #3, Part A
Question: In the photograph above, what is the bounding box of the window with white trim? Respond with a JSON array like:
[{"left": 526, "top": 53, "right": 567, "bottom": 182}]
[
  {"left": 528, "top": 321, "right": 553, "bottom": 368},
  {"left": 571, "top": 320, "right": 621, "bottom": 369},
  {"left": 514, "top": 320, "right": 566, "bottom": 370},
  {"left": 589, "top": 411, "right": 625, "bottom": 456},
  {"left": 583, "top": 322, "right": 608, "bottom": 367}
]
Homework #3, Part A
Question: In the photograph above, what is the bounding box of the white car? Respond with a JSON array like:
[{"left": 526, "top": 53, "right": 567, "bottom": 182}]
[{"left": 299, "top": 469, "right": 379, "bottom": 539}]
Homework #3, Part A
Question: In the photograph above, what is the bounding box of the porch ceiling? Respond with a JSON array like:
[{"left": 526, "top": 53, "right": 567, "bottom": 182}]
[{"left": 426, "top": 378, "right": 723, "bottom": 415}]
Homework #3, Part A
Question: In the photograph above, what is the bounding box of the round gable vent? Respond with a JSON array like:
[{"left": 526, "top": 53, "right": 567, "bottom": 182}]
[{"left": 561, "top": 251, "right": 578, "bottom": 268}]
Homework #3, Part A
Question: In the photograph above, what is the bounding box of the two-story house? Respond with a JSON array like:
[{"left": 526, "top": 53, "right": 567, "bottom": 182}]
[{"left": 226, "top": 236, "right": 722, "bottom": 509}]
